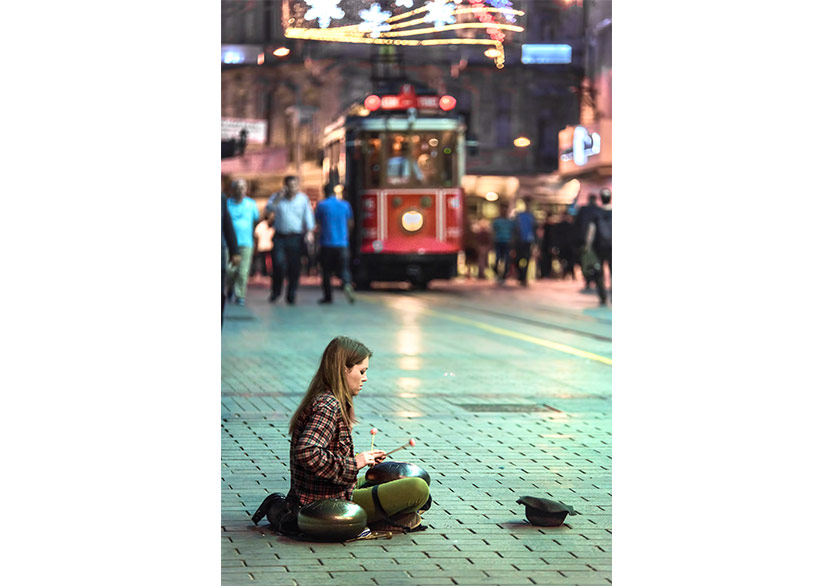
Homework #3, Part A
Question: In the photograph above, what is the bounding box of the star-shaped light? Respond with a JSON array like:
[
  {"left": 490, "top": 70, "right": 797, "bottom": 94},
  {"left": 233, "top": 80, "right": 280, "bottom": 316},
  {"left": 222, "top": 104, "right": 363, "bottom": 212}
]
[
  {"left": 303, "top": 0, "right": 345, "bottom": 29},
  {"left": 395, "top": 0, "right": 415, "bottom": 8},
  {"left": 359, "top": 3, "right": 392, "bottom": 38},
  {"left": 424, "top": 0, "right": 456, "bottom": 29}
]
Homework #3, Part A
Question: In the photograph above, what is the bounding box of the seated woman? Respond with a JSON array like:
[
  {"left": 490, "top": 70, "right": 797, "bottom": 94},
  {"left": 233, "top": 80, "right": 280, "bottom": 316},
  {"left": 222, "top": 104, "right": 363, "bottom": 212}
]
[{"left": 286, "top": 336, "right": 430, "bottom": 531}]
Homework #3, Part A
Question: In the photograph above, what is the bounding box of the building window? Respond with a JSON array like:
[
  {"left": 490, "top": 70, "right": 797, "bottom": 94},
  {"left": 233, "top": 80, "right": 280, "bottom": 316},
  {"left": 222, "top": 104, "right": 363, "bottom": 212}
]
[{"left": 495, "top": 93, "right": 511, "bottom": 148}]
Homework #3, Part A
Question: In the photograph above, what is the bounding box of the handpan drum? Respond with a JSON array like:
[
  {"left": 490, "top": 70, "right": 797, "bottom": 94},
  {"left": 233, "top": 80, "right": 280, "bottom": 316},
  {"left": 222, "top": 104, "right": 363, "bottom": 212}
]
[
  {"left": 362, "top": 461, "right": 431, "bottom": 487},
  {"left": 297, "top": 499, "right": 368, "bottom": 541}
]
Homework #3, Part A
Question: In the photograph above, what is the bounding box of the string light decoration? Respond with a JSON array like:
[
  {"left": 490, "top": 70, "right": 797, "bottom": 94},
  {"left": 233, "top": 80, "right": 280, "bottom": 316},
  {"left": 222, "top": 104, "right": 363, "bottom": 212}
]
[
  {"left": 284, "top": 0, "right": 524, "bottom": 68},
  {"left": 466, "top": 0, "right": 510, "bottom": 43}
]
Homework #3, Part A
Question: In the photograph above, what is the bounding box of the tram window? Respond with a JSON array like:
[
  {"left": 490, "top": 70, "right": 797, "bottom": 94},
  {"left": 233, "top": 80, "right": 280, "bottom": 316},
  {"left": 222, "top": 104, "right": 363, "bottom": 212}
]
[
  {"left": 417, "top": 132, "right": 456, "bottom": 187},
  {"left": 386, "top": 134, "right": 422, "bottom": 186},
  {"left": 378, "top": 132, "right": 458, "bottom": 187},
  {"left": 364, "top": 133, "right": 381, "bottom": 188},
  {"left": 440, "top": 131, "right": 457, "bottom": 187}
]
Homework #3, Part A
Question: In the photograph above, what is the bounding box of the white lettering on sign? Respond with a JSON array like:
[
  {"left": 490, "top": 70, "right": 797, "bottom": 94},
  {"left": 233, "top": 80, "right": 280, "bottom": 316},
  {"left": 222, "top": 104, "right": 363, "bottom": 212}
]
[
  {"left": 381, "top": 96, "right": 400, "bottom": 109},
  {"left": 417, "top": 96, "right": 439, "bottom": 109},
  {"left": 221, "top": 118, "right": 268, "bottom": 144}
]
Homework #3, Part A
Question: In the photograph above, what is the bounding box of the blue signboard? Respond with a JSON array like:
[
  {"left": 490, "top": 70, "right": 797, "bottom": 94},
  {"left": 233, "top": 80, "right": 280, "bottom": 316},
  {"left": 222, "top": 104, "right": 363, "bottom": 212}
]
[
  {"left": 221, "top": 45, "right": 261, "bottom": 65},
  {"left": 521, "top": 44, "right": 572, "bottom": 65}
]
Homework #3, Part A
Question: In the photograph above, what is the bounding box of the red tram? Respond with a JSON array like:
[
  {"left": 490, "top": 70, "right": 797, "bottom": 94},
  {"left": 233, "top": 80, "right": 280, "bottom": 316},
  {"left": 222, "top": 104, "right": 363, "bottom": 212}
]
[{"left": 322, "top": 83, "right": 466, "bottom": 289}]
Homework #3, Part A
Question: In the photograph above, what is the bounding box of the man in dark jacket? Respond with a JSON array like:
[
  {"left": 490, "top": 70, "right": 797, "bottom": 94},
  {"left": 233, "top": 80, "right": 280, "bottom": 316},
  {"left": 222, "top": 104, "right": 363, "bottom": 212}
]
[
  {"left": 575, "top": 193, "right": 600, "bottom": 292},
  {"left": 585, "top": 189, "right": 612, "bottom": 306},
  {"left": 513, "top": 196, "right": 537, "bottom": 287},
  {"left": 222, "top": 189, "right": 241, "bottom": 326},
  {"left": 553, "top": 213, "right": 577, "bottom": 280}
]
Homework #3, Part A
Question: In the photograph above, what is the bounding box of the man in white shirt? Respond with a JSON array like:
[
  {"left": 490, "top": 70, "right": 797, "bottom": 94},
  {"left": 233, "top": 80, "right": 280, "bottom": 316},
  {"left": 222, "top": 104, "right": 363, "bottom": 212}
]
[{"left": 265, "top": 175, "right": 315, "bottom": 304}]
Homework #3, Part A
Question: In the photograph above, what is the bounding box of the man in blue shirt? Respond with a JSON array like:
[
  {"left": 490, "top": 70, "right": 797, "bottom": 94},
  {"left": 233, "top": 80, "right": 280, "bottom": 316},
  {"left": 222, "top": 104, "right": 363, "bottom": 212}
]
[
  {"left": 225, "top": 179, "right": 260, "bottom": 305},
  {"left": 491, "top": 202, "right": 514, "bottom": 284},
  {"left": 513, "top": 196, "right": 538, "bottom": 287},
  {"left": 314, "top": 183, "right": 356, "bottom": 304},
  {"left": 265, "top": 175, "right": 315, "bottom": 304}
]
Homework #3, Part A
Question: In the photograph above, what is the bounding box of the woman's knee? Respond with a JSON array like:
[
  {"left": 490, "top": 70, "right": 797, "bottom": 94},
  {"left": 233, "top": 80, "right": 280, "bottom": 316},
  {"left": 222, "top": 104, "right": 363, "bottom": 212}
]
[{"left": 400, "top": 477, "right": 430, "bottom": 507}]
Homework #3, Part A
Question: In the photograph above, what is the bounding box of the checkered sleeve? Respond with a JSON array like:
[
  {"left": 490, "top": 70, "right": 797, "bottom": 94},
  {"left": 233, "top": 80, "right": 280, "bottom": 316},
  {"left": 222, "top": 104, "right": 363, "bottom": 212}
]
[{"left": 293, "top": 397, "right": 358, "bottom": 487}]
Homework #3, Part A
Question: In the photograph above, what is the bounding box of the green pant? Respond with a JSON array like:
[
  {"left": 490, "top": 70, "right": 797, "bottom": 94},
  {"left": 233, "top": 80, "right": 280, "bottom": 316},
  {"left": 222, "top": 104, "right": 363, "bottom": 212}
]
[
  {"left": 226, "top": 246, "right": 253, "bottom": 300},
  {"left": 352, "top": 477, "right": 430, "bottom": 524}
]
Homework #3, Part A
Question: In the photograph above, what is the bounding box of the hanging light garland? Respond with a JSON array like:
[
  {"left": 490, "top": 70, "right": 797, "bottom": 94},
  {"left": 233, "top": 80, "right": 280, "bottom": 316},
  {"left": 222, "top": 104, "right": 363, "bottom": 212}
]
[{"left": 284, "top": 0, "right": 524, "bottom": 68}]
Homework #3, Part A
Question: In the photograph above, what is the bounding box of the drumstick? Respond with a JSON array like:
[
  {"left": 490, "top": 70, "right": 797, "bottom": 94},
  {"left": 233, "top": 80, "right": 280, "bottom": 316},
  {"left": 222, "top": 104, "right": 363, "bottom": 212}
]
[
  {"left": 370, "top": 428, "right": 377, "bottom": 450},
  {"left": 384, "top": 438, "right": 416, "bottom": 457}
]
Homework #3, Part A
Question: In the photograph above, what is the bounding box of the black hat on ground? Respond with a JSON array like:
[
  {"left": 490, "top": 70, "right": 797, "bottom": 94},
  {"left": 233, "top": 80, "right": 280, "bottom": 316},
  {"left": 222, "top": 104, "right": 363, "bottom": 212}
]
[{"left": 517, "top": 496, "right": 578, "bottom": 527}]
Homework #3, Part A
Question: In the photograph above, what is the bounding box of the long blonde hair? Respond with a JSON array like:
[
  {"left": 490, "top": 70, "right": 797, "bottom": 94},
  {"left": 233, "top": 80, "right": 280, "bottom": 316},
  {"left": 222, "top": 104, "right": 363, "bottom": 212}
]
[{"left": 289, "top": 336, "right": 372, "bottom": 434}]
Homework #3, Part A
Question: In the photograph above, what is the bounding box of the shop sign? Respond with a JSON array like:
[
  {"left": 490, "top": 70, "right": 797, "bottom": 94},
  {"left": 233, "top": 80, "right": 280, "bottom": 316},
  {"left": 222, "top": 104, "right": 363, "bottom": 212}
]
[
  {"left": 558, "top": 120, "right": 611, "bottom": 176},
  {"left": 221, "top": 118, "right": 268, "bottom": 145},
  {"left": 560, "top": 126, "right": 600, "bottom": 166},
  {"left": 522, "top": 44, "right": 572, "bottom": 64}
]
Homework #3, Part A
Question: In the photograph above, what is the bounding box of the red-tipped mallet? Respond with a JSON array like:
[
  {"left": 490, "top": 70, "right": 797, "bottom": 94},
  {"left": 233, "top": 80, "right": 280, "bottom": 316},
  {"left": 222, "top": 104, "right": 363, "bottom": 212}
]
[
  {"left": 385, "top": 438, "right": 416, "bottom": 457},
  {"left": 370, "top": 428, "right": 378, "bottom": 450}
]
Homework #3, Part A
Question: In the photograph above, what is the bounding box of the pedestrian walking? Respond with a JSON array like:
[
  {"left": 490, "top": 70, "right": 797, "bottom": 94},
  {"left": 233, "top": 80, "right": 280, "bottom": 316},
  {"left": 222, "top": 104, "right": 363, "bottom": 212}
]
[
  {"left": 279, "top": 336, "right": 431, "bottom": 530},
  {"left": 266, "top": 175, "right": 315, "bottom": 305},
  {"left": 225, "top": 179, "right": 259, "bottom": 306},
  {"left": 554, "top": 212, "right": 578, "bottom": 280},
  {"left": 252, "top": 218, "right": 274, "bottom": 280},
  {"left": 474, "top": 217, "right": 492, "bottom": 279},
  {"left": 221, "top": 190, "right": 240, "bottom": 326},
  {"left": 538, "top": 213, "right": 559, "bottom": 279},
  {"left": 463, "top": 217, "right": 480, "bottom": 279},
  {"left": 513, "top": 196, "right": 537, "bottom": 287},
  {"left": 315, "top": 183, "right": 356, "bottom": 304},
  {"left": 575, "top": 193, "right": 601, "bottom": 292},
  {"left": 491, "top": 202, "right": 514, "bottom": 284},
  {"left": 585, "top": 188, "right": 613, "bottom": 306}
]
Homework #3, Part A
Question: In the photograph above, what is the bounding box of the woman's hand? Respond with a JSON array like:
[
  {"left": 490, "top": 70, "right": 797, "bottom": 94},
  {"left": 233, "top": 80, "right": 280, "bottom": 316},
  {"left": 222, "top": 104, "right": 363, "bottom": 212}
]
[{"left": 355, "top": 450, "right": 386, "bottom": 470}]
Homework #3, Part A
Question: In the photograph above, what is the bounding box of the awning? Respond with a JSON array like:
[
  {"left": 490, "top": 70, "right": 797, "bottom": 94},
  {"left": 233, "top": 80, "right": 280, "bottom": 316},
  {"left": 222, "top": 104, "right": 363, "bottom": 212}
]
[{"left": 220, "top": 147, "right": 288, "bottom": 175}]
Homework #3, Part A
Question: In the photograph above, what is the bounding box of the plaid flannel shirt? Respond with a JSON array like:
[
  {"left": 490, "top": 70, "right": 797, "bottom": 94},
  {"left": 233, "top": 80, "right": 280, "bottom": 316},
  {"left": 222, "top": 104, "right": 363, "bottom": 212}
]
[{"left": 288, "top": 392, "right": 359, "bottom": 506}]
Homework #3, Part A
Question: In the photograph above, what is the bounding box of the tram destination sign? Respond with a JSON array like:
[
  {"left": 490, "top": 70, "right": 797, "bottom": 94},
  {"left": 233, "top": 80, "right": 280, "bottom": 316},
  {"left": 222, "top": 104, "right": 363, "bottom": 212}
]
[{"left": 365, "top": 85, "right": 455, "bottom": 113}]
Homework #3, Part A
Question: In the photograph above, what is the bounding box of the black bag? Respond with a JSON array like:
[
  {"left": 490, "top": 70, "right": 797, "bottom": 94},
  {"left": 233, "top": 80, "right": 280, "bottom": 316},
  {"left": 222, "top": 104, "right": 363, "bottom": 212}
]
[{"left": 251, "top": 492, "right": 301, "bottom": 537}]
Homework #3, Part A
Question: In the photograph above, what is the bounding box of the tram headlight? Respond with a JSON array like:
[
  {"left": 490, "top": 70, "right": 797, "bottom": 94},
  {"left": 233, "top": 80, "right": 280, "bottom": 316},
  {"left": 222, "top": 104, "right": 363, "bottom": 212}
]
[
  {"left": 364, "top": 94, "right": 381, "bottom": 111},
  {"left": 439, "top": 95, "right": 457, "bottom": 111},
  {"left": 401, "top": 210, "right": 424, "bottom": 232}
]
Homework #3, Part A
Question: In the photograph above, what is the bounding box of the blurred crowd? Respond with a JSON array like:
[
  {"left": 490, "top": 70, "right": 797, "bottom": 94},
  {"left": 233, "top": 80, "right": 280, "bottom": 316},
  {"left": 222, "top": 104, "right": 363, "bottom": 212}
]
[
  {"left": 463, "top": 188, "right": 613, "bottom": 306},
  {"left": 222, "top": 175, "right": 613, "bottom": 325}
]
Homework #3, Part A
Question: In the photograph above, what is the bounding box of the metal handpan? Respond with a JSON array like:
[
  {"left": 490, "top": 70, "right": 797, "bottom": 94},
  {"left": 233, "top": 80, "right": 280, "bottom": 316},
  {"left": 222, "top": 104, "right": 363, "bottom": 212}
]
[
  {"left": 297, "top": 499, "right": 368, "bottom": 541},
  {"left": 516, "top": 496, "right": 577, "bottom": 527},
  {"left": 363, "top": 461, "right": 431, "bottom": 488}
]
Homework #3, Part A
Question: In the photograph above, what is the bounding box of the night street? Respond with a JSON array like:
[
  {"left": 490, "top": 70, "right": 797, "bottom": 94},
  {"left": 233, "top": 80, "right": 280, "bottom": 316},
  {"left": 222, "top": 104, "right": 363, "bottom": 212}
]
[{"left": 222, "top": 278, "right": 611, "bottom": 584}]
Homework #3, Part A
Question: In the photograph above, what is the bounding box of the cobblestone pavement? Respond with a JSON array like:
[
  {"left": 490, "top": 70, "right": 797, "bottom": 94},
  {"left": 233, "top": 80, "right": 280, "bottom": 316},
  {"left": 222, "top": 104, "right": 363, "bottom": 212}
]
[{"left": 222, "top": 276, "right": 612, "bottom": 585}]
